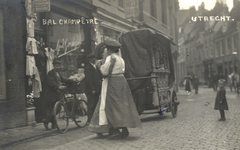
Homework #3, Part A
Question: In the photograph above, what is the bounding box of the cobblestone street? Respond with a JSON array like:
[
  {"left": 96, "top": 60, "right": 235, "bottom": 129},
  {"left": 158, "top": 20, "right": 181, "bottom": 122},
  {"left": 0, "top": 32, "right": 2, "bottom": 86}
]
[{"left": 2, "top": 87, "right": 240, "bottom": 150}]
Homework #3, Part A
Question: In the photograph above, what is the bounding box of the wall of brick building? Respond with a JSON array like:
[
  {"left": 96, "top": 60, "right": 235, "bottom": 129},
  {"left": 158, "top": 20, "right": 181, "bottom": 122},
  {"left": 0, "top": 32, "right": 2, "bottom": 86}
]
[{"left": 0, "top": 0, "right": 27, "bottom": 129}]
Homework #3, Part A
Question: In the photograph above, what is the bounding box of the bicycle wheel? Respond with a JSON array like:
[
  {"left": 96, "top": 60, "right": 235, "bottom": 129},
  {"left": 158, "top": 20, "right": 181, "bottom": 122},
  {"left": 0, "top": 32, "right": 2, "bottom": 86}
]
[
  {"left": 53, "top": 101, "right": 69, "bottom": 133},
  {"left": 73, "top": 100, "right": 88, "bottom": 127}
]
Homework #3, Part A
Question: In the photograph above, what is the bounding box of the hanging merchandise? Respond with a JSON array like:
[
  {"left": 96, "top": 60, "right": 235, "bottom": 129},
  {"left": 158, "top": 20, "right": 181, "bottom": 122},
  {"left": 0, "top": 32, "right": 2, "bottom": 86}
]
[
  {"left": 26, "top": 55, "right": 42, "bottom": 98},
  {"left": 26, "top": 37, "right": 38, "bottom": 55},
  {"left": 45, "top": 47, "right": 55, "bottom": 74},
  {"left": 26, "top": 17, "right": 35, "bottom": 38},
  {"left": 26, "top": 55, "right": 37, "bottom": 77},
  {"left": 32, "top": 66, "right": 42, "bottom": 98}
]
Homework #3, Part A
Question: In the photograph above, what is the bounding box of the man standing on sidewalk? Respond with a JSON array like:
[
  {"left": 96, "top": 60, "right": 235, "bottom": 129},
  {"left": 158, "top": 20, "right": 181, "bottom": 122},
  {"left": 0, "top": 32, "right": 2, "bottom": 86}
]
[
  {"left": 43, "top": 59, "right": 76, "bottom": 130},
  {"left": 84, "top": 53, "right": 102, "bottom": 124}
]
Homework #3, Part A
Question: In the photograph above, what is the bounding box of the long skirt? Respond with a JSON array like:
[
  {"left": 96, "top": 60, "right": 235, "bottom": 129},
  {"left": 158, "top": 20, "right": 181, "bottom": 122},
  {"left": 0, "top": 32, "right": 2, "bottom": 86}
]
[
  {"left": 185, "top": 80, "right": 191, "bottom": 92},
  {"left": 88, "top": 75, "right": 141, "bottom": 133}
]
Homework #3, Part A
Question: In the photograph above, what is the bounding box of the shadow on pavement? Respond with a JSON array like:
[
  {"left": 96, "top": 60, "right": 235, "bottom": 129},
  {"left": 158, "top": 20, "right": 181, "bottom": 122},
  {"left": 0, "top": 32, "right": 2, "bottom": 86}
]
[{"left": 141, "top": 114, "right": 170, "bottom": 123}]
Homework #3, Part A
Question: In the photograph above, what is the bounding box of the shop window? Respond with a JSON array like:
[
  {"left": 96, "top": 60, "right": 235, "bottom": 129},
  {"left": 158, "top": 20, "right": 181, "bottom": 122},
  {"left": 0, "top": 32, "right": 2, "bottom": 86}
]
[
  {"left": 150, "top": 0, "right": 157, "bottom": 18},
  {"left": 161, "top": 0, "right": 167, "bottom": 24},
  {"left": 0, "top": 10, "right": 6, "bottom": 100},
  {"left": 68, "top": 24, "right": 78, "bottom": 33}
]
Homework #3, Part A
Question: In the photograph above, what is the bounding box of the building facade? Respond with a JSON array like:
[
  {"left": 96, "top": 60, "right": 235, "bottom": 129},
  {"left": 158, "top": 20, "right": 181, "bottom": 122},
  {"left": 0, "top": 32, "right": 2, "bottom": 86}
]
[
  {"left": 0, "top": 0, "right": 179, "bottom": 129},
  {"left": 0, "top": 0, "right": 27, "bottom": 129},
  {"left": 177, "top": 0, "right": 240, "bottom": 87}
]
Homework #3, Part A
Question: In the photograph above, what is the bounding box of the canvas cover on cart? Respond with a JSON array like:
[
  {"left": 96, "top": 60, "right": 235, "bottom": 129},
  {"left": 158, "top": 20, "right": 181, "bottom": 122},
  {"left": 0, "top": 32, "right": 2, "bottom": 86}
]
[{"left": 119, "top": 29, "right": 175, "bottom": 92}]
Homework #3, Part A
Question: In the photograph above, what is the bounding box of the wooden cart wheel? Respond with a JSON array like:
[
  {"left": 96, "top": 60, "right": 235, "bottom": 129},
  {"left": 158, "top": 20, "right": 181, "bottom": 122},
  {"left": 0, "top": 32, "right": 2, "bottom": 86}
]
[{"left": 170, "top": 93, "right": 178, "bottom": 118}]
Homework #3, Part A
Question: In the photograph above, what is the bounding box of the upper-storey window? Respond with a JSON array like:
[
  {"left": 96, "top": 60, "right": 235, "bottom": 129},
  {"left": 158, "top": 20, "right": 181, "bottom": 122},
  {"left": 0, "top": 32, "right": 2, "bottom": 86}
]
[
  {"left": 221, "top": 40, "right": 225, "bottom": 55},
  {"left": 227, "top": 37, "right": 232, "bottom": 54},
  {"left": 161, "top": 0, "right": 167, "bottom": 24},
  {"left": 150, "top": 0, "right": 157, "bottom": 18},
  {"left": 118, "top": 0, "right": 124, "bottom": 8},
  {"left": 233, "top": 34, "right": 238, "bottom": 53},
  {"left": 215, "top": 41, "right": 220, "bottom": 57}
]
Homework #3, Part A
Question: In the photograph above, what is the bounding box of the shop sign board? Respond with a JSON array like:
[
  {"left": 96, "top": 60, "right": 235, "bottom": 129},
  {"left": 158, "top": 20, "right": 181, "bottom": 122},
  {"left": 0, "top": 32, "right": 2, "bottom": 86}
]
[
  {"left": 33, "top": 0, "right": 51, "bottom": 12},
  {"left": 125, "top": 0, "right": 139, "bottom": 19}
]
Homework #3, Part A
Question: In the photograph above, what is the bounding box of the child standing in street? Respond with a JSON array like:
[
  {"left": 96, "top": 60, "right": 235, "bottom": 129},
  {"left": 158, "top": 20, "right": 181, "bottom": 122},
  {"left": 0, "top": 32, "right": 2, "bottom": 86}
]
[{"left": 214, "top": 79, "right": 229, "bottom": 121}]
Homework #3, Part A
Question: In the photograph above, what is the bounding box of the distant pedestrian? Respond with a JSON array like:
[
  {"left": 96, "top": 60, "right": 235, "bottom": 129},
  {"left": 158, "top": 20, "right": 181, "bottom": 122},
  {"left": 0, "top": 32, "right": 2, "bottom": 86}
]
[
  {"left": 185, "top": 75, "right": 192, "bottom": 94},
  {"left": 214, "top": 79, "right": 228, "bottom": 121},
  {"left": 193, "top": 75, "right": 199, "bottom": 94}
]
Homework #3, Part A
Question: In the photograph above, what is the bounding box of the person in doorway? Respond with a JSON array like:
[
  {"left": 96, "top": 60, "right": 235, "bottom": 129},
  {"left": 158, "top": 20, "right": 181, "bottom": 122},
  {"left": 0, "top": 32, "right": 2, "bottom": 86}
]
[
  {"left": 214, "top": 79, "right": 228, "bottom": 121},
  {"left": 88, "top": 40, "right": 141, "bottom": 139},
  {"left": 43, "top": 59, "right": 76, "bottom": 130},
  {"left": 193, "top": 75, "right": 199, "bottom": 94},
  {"left": 84, "top": 53, "right": 102, "bottom": 124}
]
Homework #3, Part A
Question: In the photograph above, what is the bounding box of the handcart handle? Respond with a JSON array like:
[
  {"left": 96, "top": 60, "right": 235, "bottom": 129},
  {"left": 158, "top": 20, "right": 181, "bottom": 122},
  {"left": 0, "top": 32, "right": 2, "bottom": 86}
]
[{"left": 126, "top": 76, "right": 158, "bottom": 81}]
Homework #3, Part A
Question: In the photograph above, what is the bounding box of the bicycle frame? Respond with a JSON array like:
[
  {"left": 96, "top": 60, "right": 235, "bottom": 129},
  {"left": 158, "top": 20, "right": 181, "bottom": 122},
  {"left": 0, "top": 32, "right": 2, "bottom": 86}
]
[
  {"left": 64, "top": 94, "right": 79, "bottom": 119},
  {"left": 54, "top": 86, "right": 88, "bottom": 133}
]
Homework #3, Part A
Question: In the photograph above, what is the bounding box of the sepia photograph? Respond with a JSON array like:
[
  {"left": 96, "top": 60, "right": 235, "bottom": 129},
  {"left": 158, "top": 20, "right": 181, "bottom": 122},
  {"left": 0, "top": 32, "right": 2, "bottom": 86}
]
[{"left": 0, "top": 0, "right": 239, "bottom": 149}]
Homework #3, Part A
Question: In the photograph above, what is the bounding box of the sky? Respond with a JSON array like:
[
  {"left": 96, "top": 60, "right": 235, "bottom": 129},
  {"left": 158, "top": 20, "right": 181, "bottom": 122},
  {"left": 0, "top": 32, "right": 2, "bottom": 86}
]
[{"left": 179, "top": 0, "right": 233, "bottom": 11}]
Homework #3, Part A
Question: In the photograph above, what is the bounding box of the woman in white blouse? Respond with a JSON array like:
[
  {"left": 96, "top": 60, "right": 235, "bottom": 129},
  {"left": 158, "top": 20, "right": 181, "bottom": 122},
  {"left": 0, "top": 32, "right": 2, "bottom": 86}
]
[{"left": 88, "top": 40, "right": 141, "bottom": 139}]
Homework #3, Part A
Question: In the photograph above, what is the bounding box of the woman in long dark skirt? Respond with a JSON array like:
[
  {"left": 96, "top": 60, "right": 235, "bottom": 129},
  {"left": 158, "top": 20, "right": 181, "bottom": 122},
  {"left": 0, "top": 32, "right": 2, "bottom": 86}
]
[
  {"left": 185, "top": 75, "right": 192, "bottom": 94},
  {"left": 88, "top": 40, "right": 141, "bottom": 139}
]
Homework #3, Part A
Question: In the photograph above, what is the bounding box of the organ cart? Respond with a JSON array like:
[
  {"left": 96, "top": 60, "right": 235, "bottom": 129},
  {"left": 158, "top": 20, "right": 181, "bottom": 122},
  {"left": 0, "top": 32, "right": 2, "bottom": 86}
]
[{"left": 95, "top": 28, "right": 179, "bottom": 118}]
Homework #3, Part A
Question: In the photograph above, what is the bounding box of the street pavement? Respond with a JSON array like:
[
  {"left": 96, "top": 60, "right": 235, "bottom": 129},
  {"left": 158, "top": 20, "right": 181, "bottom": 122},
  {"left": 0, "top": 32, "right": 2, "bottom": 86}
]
[{"left": 1, "top": 86, "right": 240, "bottom": 150}]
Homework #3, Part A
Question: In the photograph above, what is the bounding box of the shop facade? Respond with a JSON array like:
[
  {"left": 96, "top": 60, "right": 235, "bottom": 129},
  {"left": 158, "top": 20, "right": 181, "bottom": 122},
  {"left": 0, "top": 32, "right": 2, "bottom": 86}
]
[
  {"left": 26, "top": 0, "right": 97, "bottom": 123},
  {"left": 1, "top": 0, "right": 179, "bottom": 129}
]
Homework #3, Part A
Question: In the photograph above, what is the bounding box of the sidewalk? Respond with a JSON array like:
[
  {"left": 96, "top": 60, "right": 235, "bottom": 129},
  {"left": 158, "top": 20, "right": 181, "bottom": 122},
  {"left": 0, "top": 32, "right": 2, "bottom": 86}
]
[{"left": 0, "top": 122, "right": 57, "bottom": 148}]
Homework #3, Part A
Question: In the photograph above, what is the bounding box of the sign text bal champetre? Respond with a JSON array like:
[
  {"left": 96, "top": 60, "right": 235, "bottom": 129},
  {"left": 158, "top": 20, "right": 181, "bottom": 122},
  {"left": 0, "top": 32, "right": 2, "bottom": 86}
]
[
  {"left": 33, "top": 0, "right": 50, "bottom": 12},
  {"left": 125, "top": 0, "right": 139, "bottom": 19}
]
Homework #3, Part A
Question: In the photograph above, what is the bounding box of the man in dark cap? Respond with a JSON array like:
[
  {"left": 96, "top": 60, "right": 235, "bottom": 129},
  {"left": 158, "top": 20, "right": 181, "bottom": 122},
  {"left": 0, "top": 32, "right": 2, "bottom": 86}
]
[
  {"left": 84, "top": 53, "right": 102, "bottom": 124},
  {"left": 105, "top": 40, "right": 121, "bottom": 48},
  {"left": 43, "top": 59, "right": 75, "bottom": 130}
]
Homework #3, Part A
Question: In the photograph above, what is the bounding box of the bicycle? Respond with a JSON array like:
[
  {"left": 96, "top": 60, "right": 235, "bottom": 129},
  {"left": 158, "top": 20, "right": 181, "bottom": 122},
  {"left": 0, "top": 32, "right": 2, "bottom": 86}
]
[{"left": 53, "top": 84, "right": 88, "bottom": 133}]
